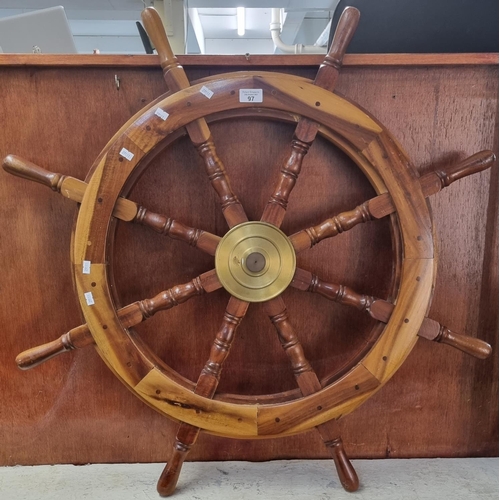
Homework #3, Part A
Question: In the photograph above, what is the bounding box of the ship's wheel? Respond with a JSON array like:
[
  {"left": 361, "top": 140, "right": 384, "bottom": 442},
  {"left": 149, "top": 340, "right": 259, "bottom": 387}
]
[{"left": 4, "top": 6, "right": 494, "bottom": 497}]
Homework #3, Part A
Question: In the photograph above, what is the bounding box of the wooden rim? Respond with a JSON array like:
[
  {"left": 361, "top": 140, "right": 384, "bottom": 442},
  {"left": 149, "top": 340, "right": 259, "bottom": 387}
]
[{"left": 72, "top": 72, "right": 435, "bottom": 438}]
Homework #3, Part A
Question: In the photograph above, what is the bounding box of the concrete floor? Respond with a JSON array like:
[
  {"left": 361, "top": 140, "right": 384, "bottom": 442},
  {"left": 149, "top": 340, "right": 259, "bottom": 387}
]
[{"left": 0, "top": 458, "right": 497, "bottom": 500}]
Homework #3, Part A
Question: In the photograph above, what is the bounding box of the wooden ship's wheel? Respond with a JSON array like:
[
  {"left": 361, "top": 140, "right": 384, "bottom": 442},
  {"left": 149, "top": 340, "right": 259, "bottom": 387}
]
[{"left": 4, "top": 7, "right": 494, "bottom": 497}]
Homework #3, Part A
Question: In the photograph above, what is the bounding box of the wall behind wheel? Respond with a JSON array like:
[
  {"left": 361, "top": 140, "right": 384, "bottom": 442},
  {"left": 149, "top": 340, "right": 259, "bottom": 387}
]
[{"left": 0, "top": 55, "right": 497, "bottom": 465}]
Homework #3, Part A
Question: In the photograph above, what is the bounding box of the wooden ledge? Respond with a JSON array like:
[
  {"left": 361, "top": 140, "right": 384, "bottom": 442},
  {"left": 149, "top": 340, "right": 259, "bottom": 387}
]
[{"left": 0, "top": 53, "right": 497, "bottom": 68}]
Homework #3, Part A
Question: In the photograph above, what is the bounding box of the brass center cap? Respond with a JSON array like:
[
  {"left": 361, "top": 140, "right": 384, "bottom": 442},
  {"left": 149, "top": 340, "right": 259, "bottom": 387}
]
[{"left": 215, "top": 222, "right": 296, "bottom": 302}]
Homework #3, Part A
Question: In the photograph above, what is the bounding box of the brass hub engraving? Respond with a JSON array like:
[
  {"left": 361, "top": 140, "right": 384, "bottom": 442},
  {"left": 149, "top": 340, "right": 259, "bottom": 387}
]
[{"left": 215, "top": 222, "right": 296, "bottom": 302}]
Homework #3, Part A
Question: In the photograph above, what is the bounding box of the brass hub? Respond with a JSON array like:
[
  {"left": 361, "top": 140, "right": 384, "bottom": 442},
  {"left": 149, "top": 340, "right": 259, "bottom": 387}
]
[{"left": 215, "top": 222, "right": 296, "bottom": 302}]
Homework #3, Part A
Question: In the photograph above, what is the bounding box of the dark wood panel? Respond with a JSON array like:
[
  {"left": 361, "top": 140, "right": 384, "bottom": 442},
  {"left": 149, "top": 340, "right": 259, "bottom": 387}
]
[{"left": 0, "top": 61, "right": 497, "bottom": 465}]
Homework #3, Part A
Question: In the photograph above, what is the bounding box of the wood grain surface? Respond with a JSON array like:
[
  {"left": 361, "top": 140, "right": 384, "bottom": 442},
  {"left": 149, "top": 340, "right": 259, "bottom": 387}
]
[
  {"left": 0, "top": 56, "right": 497, "bottom": 465},
  {"left": 0, "top": 53, "right": 497, "bottom": 68}
]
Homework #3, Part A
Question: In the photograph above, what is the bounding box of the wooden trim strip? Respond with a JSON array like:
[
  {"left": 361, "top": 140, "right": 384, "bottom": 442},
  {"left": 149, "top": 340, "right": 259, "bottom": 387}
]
[{"left": 0, "top": 53, "right": 497, "bottom": 68}]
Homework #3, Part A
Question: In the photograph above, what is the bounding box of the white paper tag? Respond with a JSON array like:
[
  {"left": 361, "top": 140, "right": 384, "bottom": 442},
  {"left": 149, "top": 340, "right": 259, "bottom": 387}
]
[
  {"left": 119, "top": 148, "right": 134, "bottom": 161},
  {"left": 84, "top": 292, "right": 95, "bottom": 306},
  {"left": 239, "top": 89, "right": 263, "bottom": 103},
  {"left": 82, "top": 260, "right": 91, "bottom": 274},
  {"left": 154, "top": 108, "right": 169, "bottom": 121},
  {"left": 200, "top": 85, "right": 214, "bottom": 99}
]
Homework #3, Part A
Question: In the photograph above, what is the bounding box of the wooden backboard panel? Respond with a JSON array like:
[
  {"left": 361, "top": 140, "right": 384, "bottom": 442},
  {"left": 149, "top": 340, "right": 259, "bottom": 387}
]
[{"left": 0, "top": 55, "right": 497, "bottom": 465}]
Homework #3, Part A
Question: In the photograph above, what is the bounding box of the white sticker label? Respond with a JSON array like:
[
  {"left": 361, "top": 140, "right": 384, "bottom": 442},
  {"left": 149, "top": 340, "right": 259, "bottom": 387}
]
[
  {"left": 239, "top": 89, "right": 263, "bottom": 103},
  {"left": 82, "top": 260, "right": 91, "bottom": 274},
  {"left": 154, "top": 108, "right": 169, "bottom": 121},
  {"left": 200, "top": 85, "right": 214, "bottom": 99},
  {"left": 84, "top": 292, "right": 95, "bottom": 306},
  {"left": 119, "top": 148, "right": 134, "bottom": 161}
]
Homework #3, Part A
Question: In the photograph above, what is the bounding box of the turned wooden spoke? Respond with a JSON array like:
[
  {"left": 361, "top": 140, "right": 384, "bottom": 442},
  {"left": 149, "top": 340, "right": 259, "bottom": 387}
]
[
  {"left": 263, "top": 296, "right": 358, "bottom": 492},
  {"left": 196, "top": 297, "right": 249, "bottom": 395},
  {"left": 141, "top": 8, "right": 247, "bottom": 228},
  {"left": 261, "top": 7, "right": 360, "bottom": 227},
  {"left": 134, "top": 206, "right": 220, "bottom": 255},
  {"left": 260, "top": 138, "right": 312, "bottom": 227},
  {"left": 290, "top": 201, "right": 373, "bottom": 253},
  {"left": 193, "top": 138, "right": 247, "bottom": 228},
  {"left": 2, "top": 155, "right": 220, "bottom": 256},
  {"left": 264, "top": 296, "right": 314, "bottom": 377},
  {"left": 291, "top": 268, "right": 392, "bottom": 322},
  {"left": 157, "top": 297, "right": 249, "bottom": 496},
  {"left": 292, "top": 268, "right": 492, "bottom": 359},
  {"left": 131, "top": 270, "right": 220, "bottom": 320},
  {"left": 15, "top": 270, "right": 221, "bottom": 370},
  {"left": 290, "top": 150, "right": 495, "bottom": 253}
]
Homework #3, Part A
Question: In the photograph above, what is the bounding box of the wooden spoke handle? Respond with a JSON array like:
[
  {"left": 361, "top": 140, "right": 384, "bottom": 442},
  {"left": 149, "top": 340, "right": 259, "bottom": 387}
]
[
  {"left": 290, "top": 150, "right": 496, "bottom": 252},
  {"left": 16, "top": 271, "right": 221, "bottom": 370},
  {"left": 3, "top": 154, "right": 137, "bottom": 220},
  {"left": 141, "top": 6, "right": 190, "bottom": 92},
  {"left": 3, "top": 155, "right": 220, "bottom": 255},
  {"left": 3, "top": 154, "right": 133, "bottom": 218},
  {"left": 293, "top": 269, "right": 492, "bottom": 360},
  {"left": 419, "top": 318, "right": 492, "bottom": 359},
  {"left": 141, "top": 8, "right": 247, "bottom": 229},
  {"left": 157, "top": 425, "right": 197, "bottom": 496},
  {"left": 367, "top": 150, "right": 496, "bottom": 219},
  {"left": 261, "top": 8, "right": 361, "bottom": 227},
  {"left": 3, "top": 154, "right": 65, "bottom": 190},
  {"left": 16, "top": 325, "right": 94, "bottom": 370},
  {"left": 321, "top": 434, "right": 359, "bottom": 492},
  {"left": 157, "top": 297, "right": 248, "bottom": 496},
  {"left": 442, "top": 150, "right": 495, "bottom": 183},
  {"left": 141, "top": 7, "right": 177, "bottom": 72},
  {"left": 371, "top": 149, "right": 496, "bottom": 218},
  {"left": 421, "top": 150, "right": 496, "bottom": 198},
  {"left": 264, "top": 297, "right": 358, "bottom": 492},
  {"left": 315, "top": 7, "right": 360, "bottom": 91}
]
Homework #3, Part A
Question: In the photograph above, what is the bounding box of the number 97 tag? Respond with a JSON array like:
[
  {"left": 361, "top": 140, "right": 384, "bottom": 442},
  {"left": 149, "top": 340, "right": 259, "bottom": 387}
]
[{"left": 239, "top": 89, "right": 263, "bottom": 103}]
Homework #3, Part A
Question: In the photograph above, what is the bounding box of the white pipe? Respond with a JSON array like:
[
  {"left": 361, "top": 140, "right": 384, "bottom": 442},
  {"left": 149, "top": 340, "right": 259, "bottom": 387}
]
[
  {"left": 188, "top": 8, "right": 205, "bottom": 54},
  {"left": 237, "top": 7, "right": 245, "bottom": 36},
  {"left": 270, "top": 8, "right": 326, "bottom": 54}
]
